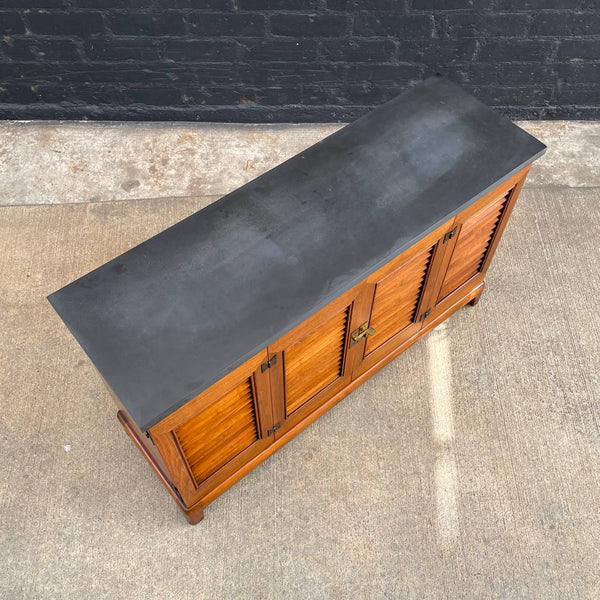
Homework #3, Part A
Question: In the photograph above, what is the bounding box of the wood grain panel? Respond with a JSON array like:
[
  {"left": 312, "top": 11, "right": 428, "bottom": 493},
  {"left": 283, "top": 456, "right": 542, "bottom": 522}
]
[
  {"left": 437, "top": 192, "right": 509, "bottom": 302},
  {"left": 284, "top": 307, "right": 349, "bottom": 415},
  {"left": 175, "top": 378, "right": 258, "bottom": 486},
  {"left": 365, "top": 246, "right": 433, "bottom": 354}
]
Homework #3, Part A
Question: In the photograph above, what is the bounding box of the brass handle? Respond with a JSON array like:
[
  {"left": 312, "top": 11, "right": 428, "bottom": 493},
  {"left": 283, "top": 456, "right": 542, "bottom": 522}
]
[{"left": 350, "top": 322, "right": 376, "bottom": 346}]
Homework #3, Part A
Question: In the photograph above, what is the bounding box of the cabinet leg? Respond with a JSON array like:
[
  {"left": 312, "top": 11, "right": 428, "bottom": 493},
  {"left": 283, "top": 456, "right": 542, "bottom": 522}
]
[
  {"left": 183, "top": 501, "right": 205, "bottom": 525},
  {"left": 468, "top": 282, "right": 485, "bottom": 306}
]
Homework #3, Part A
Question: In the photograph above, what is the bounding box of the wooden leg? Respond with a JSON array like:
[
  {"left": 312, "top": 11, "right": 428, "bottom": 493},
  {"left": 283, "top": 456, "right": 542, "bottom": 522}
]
[
  {"left": 468, "top": 281, "right": 485, "bottom": 306},
  {"left": 183, "top": 501, "right": 205, "bottom": 525}
]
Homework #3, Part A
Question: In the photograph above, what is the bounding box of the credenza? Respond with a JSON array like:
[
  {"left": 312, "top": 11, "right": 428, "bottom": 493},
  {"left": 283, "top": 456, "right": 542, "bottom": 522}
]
[{"left": 48, "top": 76, "right": 546, "bottom": 524}]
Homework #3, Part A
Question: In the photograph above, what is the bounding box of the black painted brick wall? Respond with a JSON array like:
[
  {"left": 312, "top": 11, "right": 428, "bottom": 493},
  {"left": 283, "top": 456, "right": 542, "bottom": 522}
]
[{"left": 0, "top": 1, "right": 598, "bottom": 121}]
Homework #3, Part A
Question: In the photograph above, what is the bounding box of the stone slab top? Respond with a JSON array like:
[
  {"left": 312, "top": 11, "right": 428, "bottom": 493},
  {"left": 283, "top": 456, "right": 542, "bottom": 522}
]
[{"left": 48, "top": 76, "right": 546, "bottom": 431}]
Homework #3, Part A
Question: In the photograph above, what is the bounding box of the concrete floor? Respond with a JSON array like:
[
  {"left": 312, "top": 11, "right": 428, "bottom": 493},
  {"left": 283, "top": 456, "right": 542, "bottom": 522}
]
[
  {"left": 1, "top": 121, "right": 599, "bottom": 599},
  {"left": 1, "top": 121, "right": 599, "bottom": 206}
]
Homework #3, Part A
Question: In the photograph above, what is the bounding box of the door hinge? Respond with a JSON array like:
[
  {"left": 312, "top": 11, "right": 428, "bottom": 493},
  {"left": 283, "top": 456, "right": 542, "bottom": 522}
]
[
  {"left": 443, "top": 227, "right": 457, "bottom": 243},
  {"left": 267, "top": 423, "right": 281, "bottom": 436},
  {"left": 349, "top": 322, "right": 376, "bottom": 347},
  {"left": 420, "top": 309, "right": 431, "bottom": 322},
  {"left": 145, "top": 430, "right": 154, "bottom": 444},
  {"left": 261, "top": 355, "right": 277, "bottom": 372}
]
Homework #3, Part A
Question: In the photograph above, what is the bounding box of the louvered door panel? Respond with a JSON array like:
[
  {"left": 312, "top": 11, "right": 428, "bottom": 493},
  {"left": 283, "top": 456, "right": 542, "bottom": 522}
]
[
  {"left": 284, "top": 307, "right": 349, "bottom": 415},
  {"left": 175, "top": 378, "right": 258, "bottom": 486},
  {"left": 350, "top": 221, "right": 451, "bottom": 380},
  {"left": 268, "top": 285, "right": 372, "bottom": 440},
  {"left": 437, "top": 193, "right": 509, "bottom": 302},
  {"left": 148, "top": 350, "right": 275, "bottom": 507},
  {"left": 365, "top": 246, "right": 433, "bottom": 355}
]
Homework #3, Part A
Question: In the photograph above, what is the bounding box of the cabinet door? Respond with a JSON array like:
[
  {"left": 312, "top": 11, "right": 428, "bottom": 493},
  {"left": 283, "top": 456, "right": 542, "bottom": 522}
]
[
  {"left": 267, "top": 285, "right": 372, "bottom": 437},
  {"left": 351, "top": 221, "right": 452, "bottom": 379},
  {"left": 149, "top": 350, "right": 275, "bottom": 507},
  {"left": 428, "top": 168, "right": 528, "bottom": 318}
]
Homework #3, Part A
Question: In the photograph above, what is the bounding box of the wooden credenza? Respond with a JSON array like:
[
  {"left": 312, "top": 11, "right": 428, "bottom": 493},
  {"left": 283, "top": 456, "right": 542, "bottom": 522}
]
[{"left": 49, "top": 77, "right": 546, "bottom": 524}]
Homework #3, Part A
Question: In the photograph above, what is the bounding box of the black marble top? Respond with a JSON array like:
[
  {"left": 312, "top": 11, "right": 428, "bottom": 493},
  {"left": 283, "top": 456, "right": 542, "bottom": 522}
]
[{"left": 48, "top": 76, "right": 546, "bottom": 431}]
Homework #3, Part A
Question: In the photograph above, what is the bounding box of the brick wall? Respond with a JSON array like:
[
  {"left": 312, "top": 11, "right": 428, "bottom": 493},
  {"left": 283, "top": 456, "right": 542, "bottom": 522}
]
[{"left": 0, "top": 1, "right": 598, "bottom": 122}]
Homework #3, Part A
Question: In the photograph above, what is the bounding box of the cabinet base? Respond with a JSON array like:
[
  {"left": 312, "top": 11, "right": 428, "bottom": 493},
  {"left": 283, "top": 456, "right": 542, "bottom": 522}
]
[
  {"left": 468, "top": 281, "right": 485, "bottom": 306},
  {"left": 120, "top": 280, "right": 484, "bottom": 524},
  {"left": 181, "top": 501, "right": 205, "bottom": 525}
]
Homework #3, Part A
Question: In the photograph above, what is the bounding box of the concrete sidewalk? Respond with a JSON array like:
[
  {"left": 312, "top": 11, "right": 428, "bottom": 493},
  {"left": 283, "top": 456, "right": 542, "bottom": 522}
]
[
  {"left": 1, "top": 122, "right": 599, "bottom": 599},
  {"left": 1, "top": 120, "right": 599, "bottom": 206}
]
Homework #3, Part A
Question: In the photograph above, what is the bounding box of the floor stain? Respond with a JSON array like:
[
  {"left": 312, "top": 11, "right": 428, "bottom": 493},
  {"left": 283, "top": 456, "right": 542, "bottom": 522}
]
[{"left": 121, "top": 179, "right": 141, "bottom": 192}]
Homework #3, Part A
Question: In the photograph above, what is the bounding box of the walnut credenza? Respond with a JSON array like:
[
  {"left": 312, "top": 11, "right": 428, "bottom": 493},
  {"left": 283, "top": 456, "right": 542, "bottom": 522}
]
[{"left": 49, "top": 76, "right": 546, "bottom": 524}]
